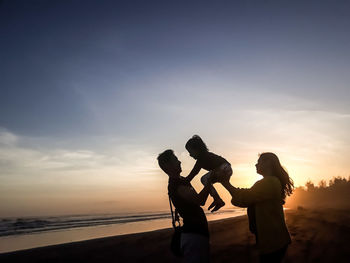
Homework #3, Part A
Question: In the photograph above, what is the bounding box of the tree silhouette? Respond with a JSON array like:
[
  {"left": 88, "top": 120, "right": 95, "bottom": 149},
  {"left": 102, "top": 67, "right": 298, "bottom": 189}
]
[{"left": 285, "top": 176, "right": 350, "bottom": 209}]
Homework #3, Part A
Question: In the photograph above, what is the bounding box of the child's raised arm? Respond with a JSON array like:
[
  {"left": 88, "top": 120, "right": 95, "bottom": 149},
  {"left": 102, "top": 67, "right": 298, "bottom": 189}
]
[{"left": 186, "top": 161, "right": 201, "bottom": 182}]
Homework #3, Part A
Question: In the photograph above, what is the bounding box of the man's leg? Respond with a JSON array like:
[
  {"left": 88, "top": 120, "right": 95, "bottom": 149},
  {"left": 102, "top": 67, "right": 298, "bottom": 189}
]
[
  {"left": 181, "top": 233, "right": 210, "bottom": 263},
  {"left": 259, "top": 245, "right": 288, "bottom": 263}
]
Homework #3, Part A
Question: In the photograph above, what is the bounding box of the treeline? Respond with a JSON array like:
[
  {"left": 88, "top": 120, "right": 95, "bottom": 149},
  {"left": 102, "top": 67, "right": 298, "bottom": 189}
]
[{"left": 285, "top": 176, "right": 350, "bottom": 209}]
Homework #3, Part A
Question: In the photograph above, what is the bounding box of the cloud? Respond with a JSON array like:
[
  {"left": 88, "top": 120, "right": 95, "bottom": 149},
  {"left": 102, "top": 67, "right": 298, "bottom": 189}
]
[
  {"left": 0, "top": 129, "right": 161, "bottom": 188},
  {"left": 0, "top": 128, "right": 170, "bottom": 217},
  {"left": 0, "top": 129, "right": 18, "bottom": 146}
]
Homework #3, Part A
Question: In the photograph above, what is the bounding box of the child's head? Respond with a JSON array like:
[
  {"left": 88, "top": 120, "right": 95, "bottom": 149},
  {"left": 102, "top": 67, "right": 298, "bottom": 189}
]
[{"left": 185, "top": 135, "right": 208, "bottom": 159}]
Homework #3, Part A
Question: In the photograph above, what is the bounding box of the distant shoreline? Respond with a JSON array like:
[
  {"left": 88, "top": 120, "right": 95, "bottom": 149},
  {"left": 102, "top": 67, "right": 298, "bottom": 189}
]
[
  {"left": 0, "top": 208, "right": 246, "bottom": 253},
  {"left": 2, "top": 208, "right": 350, "bottom": 263}
]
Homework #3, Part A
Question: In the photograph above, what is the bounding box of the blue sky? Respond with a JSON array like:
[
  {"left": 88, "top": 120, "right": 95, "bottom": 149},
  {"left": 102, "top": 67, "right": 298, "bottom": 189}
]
[{"left": 1, "top": 0, "right": 350, "bottom": 216}]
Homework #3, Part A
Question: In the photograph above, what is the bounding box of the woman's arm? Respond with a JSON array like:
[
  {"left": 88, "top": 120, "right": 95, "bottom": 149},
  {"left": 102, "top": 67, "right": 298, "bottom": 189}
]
[
  {"left": 221, "top": 180, "right": 252, "bottom": 207},
  {"left": 221, "top": 180, "right": 238, "bottom": 197},
  {"left": 222, "top": 177, "right": 281, "bottom": 207}
]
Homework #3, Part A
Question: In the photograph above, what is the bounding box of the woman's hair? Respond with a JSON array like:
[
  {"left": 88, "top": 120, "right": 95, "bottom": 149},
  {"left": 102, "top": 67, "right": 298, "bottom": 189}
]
[
  {"left": 259, "top": 152, "right": 294, "bottom": 203},
  {"left": 185, "top": 135, "right": 209, "bottom": 152}
]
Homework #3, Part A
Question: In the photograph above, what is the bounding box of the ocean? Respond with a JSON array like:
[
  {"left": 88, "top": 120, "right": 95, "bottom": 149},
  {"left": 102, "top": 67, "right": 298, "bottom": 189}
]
[{"left": 0, "top": 208, "right": 246, "bottom": 253}]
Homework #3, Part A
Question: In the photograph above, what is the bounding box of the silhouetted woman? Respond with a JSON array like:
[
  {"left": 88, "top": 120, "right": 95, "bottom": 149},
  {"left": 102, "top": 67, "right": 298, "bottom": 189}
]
[{"left": 220, "top": 152, "right": 294, "bottom": 263}]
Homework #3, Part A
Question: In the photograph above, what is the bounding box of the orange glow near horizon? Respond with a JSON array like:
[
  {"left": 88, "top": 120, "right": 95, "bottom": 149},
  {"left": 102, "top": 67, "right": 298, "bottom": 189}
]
[{"left": 1, "top": 147, "right": 347, "bottom": 218}]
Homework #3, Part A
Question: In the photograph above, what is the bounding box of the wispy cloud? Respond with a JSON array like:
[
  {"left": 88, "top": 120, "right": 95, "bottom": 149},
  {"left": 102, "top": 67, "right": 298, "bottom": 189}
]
[{"left": 0, "top": 129, "right": 160, "bottom": 185}]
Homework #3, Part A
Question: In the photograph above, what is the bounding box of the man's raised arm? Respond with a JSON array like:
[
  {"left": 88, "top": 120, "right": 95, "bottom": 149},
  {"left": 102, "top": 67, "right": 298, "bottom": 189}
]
[{"left": 177, "top": 184, "right": 211, "bottom": 206}]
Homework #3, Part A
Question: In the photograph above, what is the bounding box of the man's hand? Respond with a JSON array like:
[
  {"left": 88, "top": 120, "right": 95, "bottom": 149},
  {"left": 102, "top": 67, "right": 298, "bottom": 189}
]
[{"left": 182, "top": 176, "right": 191, "bottom": 184}]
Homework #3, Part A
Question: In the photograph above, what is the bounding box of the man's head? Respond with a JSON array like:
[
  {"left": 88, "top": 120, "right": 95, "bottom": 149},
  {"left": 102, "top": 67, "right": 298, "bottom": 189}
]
[{"left": 157, "top": 149, "right": 182, "bottom": 177}]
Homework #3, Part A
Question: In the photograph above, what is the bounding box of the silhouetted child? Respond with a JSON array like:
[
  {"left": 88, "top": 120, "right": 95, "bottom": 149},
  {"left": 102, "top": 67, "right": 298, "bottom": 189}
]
[{"left": 185, "top": 135, "right": 232, "bottom": 212}]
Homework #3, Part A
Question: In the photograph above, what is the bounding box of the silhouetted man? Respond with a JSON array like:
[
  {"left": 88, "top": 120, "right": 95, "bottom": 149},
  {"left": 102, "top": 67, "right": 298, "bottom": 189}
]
[{"left": 158, "top": 149, "right": 211, "bottom": 263}]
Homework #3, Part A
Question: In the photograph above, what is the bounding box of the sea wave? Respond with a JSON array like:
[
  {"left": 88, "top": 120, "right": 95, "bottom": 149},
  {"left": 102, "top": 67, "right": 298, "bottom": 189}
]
[
  {"left": 0, "top": 209, "right": 241, "bottom": 237},
  {"left": 0, "top": 212, "right": 171, "bottom": 237}
]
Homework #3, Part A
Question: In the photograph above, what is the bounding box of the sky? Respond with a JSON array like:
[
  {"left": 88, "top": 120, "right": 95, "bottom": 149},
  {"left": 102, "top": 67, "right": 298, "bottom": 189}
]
[{"left": 1, "top": 0, "right": 350, "bottom": 217}]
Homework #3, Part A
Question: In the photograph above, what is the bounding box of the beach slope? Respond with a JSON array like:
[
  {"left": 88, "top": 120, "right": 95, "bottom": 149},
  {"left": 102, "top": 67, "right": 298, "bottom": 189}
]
[{"left": 1, "top": 209, "right": 350, "bottom": 263}]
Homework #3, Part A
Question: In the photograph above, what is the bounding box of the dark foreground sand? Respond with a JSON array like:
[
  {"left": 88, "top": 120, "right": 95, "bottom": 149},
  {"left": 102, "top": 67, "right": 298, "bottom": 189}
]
[{"left": 1, "top": 209, "right": 350, "bottom": 263}]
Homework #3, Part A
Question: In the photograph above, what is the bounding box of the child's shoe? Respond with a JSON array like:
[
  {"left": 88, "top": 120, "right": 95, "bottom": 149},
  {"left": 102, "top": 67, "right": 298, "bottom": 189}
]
[
  {"left": 208, "top": 200, "right": 216, "bottom": 210},
  {"left": 209, "top": 199, "right": 225, "bottom": 212}
]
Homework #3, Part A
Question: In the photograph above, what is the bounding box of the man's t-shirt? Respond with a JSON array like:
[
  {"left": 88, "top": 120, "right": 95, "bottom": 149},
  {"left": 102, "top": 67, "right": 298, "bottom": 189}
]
[{"left": 168, "top": 177, "right": 209, "bottom": 237}]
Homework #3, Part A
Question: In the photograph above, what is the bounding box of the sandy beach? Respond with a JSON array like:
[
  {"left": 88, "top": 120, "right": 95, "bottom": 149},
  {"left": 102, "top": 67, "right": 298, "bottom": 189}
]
[{"left": 1, "top": 208, "right": 349, "bottom": 263}]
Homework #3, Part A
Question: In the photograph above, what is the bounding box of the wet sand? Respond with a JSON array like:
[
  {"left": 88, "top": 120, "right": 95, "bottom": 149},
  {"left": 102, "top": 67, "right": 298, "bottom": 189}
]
[{"left": 1, "top": 209, "right": 349, "bottom": 263}]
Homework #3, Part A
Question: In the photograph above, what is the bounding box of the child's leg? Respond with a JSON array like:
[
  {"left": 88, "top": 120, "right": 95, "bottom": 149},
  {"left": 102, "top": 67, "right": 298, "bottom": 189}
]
[
  {"left": 200, "top": 172, "right": 211, "bottom": 186},
  {"left": 201, "top": 172, "right": 218, "bottom": 197},
  {"left": 201, "top": 172, "right": 224, "bottom": 201},
  {"left": 201, "top": 173, "right": 225, "bottom": 211},
  {"left": 221, "top": 163, "right": 233, "bottom": 182},
  {"left": 208, "top": 185, "right": 222, "bottom": 203},
  {"left": 210, "top": 163, "right": 233, "bottom": 183}
]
